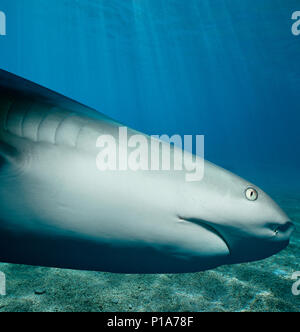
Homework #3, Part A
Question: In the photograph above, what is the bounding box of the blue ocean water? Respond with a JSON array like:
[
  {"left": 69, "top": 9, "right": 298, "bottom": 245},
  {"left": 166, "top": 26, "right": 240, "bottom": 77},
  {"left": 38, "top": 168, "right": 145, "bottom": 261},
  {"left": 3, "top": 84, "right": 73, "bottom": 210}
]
[{"left": 0, "top": 0, "right": 299, "bottom": 311}]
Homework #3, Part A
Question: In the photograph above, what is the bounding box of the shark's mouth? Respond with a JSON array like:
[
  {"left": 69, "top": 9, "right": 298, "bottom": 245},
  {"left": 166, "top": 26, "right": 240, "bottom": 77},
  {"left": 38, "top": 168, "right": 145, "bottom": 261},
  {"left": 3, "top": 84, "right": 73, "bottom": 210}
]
[{"left": 178, "top": 216, "right": 232, "bottom": 256}]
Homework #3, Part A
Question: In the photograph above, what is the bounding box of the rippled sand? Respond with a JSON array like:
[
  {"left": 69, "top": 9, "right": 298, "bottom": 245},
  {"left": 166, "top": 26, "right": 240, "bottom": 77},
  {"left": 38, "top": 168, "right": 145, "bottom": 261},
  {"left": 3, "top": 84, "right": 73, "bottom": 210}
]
[{"left": 0, "top": 195, "right": 299, "bottom": 312}]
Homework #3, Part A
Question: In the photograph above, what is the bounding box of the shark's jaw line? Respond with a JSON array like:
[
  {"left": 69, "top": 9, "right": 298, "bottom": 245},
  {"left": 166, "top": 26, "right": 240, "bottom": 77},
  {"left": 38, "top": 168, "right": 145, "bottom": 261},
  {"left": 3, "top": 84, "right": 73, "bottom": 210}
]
[{"left": 178, "top": 216, "right": 232, "bottom": 256}]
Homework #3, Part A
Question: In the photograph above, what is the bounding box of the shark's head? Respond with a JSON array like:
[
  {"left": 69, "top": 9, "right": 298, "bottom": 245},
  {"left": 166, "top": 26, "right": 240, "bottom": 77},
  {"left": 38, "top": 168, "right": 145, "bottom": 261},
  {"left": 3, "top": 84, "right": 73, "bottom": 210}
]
[{"left": 180, "top": 162, "right": 295, "bottom": 265}]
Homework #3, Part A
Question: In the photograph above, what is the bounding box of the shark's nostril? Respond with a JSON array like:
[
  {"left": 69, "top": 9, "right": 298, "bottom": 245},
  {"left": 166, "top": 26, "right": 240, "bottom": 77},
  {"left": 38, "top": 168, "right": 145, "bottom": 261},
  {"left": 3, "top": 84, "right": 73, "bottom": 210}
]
[{"left": 274, "top": 221, "right": 295, "bottom": 236}]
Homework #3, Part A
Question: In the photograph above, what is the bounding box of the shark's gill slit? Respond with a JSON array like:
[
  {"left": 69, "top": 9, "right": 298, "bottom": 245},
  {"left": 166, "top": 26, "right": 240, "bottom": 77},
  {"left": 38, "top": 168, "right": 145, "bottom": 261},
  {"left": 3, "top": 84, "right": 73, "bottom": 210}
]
[
  {"left": 20, "top": 101, "right": 34, "bottom": 138},
  {"left": 4, "top": 100, "right": 15, "bottom": 132}
]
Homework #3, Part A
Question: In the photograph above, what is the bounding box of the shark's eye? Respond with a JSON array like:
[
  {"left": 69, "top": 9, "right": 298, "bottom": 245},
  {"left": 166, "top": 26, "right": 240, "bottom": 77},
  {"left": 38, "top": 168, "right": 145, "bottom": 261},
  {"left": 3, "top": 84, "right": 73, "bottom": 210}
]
[{"left": 245, "top": 187, "right": 258, "bottom": 201}]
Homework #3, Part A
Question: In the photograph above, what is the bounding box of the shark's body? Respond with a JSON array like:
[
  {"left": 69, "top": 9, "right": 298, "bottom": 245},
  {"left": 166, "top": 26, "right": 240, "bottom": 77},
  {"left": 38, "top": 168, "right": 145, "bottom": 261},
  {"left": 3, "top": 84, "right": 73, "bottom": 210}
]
[{"left": 0, "top": 69, "right": 294, "bottom": 273}]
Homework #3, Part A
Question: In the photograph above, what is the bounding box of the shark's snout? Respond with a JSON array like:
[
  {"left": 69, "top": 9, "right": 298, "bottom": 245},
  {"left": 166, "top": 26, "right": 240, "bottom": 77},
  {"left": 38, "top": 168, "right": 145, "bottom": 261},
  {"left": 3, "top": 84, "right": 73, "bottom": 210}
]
[
  {"left": 268, "top": 220, "right": 295, "bottom": 254},
  {"left": 273, "top": 221, "right": 295, "bottom": 240},
  {"left": 214, "top": 218, "right": 295, "bottom": 264},
  {"left": 183, "top": 214, "right": 295, "bottom": 265}
]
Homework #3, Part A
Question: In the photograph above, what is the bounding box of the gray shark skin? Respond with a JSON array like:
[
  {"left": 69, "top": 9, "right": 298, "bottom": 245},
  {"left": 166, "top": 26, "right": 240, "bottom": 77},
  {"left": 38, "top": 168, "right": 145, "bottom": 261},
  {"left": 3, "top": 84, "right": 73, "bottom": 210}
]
[{"left": 0, "top": 69, "right": 294, "bottom": 273}]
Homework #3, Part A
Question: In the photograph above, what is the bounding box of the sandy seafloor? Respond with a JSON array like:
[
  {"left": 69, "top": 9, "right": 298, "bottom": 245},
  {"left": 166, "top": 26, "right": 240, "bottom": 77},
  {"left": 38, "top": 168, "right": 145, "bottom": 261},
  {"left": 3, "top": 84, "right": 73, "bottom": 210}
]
[{"left": 0, "top": 194, "right": 299, "bottom": 312}]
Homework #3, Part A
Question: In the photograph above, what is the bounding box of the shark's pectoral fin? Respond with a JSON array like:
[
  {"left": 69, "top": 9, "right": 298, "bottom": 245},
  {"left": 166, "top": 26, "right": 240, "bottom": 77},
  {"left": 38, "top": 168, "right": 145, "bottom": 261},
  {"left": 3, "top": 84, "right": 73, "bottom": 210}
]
[{"left": 0, "top": 140, "right": 20, "bottom": 165}]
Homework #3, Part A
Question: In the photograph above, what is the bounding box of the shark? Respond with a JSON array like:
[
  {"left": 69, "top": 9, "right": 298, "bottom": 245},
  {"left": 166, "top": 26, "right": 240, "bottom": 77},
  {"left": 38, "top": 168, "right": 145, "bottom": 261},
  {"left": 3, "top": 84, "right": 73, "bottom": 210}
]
[{"left": 0, "top": 69, "right": 294, "bottom": 273}]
